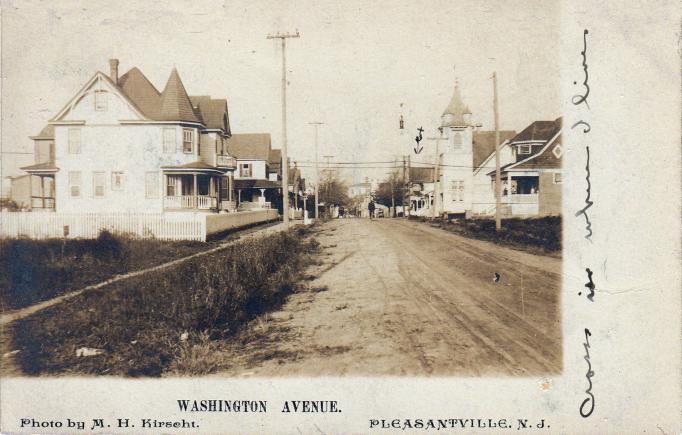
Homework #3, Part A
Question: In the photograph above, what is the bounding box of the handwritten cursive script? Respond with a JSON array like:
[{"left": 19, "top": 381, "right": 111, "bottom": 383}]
[
  {"left": 574, "top": 145, "right": 593, "bottom": 241},
  {"left": 580, "top": 268, "right": 596, "bottom": 301},
  {"left": 572, "top": 29, "right": 590, "bottom": 107},
  {"left": 579, "top": 328, "right": 595, "bottom": 417}
]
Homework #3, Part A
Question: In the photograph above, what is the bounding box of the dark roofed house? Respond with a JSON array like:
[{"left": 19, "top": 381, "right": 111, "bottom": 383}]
[
  {"left": 268, "top": 148, "right": 282, "bottom": 181},
  {"left": 472, "top": 130, "right": 517, "bottom": 169},
  {"left": 227, "top": 133, "right": 286, "bottom": 212},
  {"left": 485, "top": 117, "right": 563, "bottom": 217}
]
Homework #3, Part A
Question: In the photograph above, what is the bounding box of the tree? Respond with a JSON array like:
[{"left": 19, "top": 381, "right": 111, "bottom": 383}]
[
  {"left": 319, "top": 174, "right": 350, "bottom": 209},
  {"left": 374, "top": 171, "right": 406, "bottom": 209}
]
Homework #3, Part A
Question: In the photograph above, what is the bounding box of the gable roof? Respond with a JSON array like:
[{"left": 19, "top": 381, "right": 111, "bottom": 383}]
[
  {"left": 227, "top": 133, "right": 272, "bottom": 160},
  {"left": 486, "top": 117, "right": 563, "bottom": 175},
  {"left": 118, "top": 67, "right": 161, "bottom": 119},
  {"left": 46, "top": 62, "right": 232, "bottom": 136},
  {"left": 50, "top": 71, "right": 148, "bottom": 122},
  {"left": 472, "top": 130, "right": 517, "bottom": 169},
  {"left": 189, "top": 96, "right": 230, "bottom": 133},
  {"left": 509, "top": 120, "right": 560, "bottom": 143},
  {"left": 158, "top": 68, "right": 201, "bottom": 123},
  {"left": 31, "top": 124, "right": 55, "bottom": 139},
  {"left": 409, "top": 167, "right": 435, "bottom": 183},
  {"left": 268, "top": 148, "right": 282, "bottom": 165}
]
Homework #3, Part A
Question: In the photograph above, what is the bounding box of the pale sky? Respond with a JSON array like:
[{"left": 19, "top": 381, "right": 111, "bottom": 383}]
[{"left": 1, "top": 0, "right": 560, "bottom": 187}]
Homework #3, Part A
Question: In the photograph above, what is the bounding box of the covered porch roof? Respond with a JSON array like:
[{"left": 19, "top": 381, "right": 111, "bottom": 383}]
[
  {"left": 21, "top": 161, "right": 59, "bottom": 174},
  {"left": 487, "top": 165, "right": 540, "bottom": 178},
  {"left": 161, "top": 161, "right": 227, "bottom": 174},
  {"left": 234, "top": 179, "right": 281, "bottom": 190}
]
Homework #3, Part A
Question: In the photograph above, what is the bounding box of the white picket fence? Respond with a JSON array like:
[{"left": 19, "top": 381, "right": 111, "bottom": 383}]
[{"left": 0, "top": 212, "right": 207, "bottom": 241}]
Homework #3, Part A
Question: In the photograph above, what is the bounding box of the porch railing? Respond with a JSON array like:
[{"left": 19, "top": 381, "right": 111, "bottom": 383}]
[
  {"left": 502, "top": 193, "right": 538, "bottom": 204},
  {"left": 216, "top": 155, "right": 237, "bottom": 169},
  {"left": 31, "top": 197, "right": 55, "bottom": 209},
  {"left": 165, "top": 195, "right": 217, "bottom": 210}
]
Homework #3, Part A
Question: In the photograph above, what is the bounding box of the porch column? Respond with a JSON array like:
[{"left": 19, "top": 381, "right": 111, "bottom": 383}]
[
  {"left": 237, "top": 189, "right": 241, "bottom": 204},
  {"left": 228, "top": 176, "right": 233, "bottom": 201},
  {"left": 193, "top": 174, "right": 198, "bottom": 209},
  {"left": 40, "top": 175, "right": 46, "bottom": 208}
]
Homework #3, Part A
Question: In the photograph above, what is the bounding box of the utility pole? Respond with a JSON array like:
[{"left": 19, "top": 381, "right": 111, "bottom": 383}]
[
  {"left": 426, "top": 129, "right": 443, "bottom": 219},
  {"left": 390, "top": 176, "right": 395, "bottom": 217},
  {"left": 406, "top": 154, "right": 411, "bottom": 217},
  {"left": 309, "top": 121, "right": 324, "bottom": 220},
  {"left": 493, "top": 72, "right": 502, "bottom": 232},
  {"left": 322, "top": 155, "right": 334, "bottom": 216},
  {"left": 398, "top": 156, "right": 407, "bottom": 216},
  {"left": 267, "top": 30, "right": 300, "bottom": 227}
]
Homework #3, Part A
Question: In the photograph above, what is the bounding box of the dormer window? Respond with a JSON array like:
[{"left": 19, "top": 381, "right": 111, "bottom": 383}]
[
  {"left": 94, "top": 90, "right": 107, "bottom": 111},
  {"left": 518, "top": 144, "right": 532, "bottom": 155},
  {"left": 183, "top": 128, "right": 194, "bottom": 153}
]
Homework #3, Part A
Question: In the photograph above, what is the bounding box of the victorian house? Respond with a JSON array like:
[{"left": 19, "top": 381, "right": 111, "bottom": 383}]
[{"left": 19, "top": 59, "right": 237, "bottom": 214}]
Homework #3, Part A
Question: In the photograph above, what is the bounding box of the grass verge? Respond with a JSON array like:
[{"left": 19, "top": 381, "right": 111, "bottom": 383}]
[
  {"left": 410, "top": 216, "right": 561, "bottom": 254},
  {"left": 7, "top": 226, "right": 319, "bottom": 376}
]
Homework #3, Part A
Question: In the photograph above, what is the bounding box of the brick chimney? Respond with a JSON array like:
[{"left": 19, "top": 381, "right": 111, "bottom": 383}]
[{"left": 109, "top": 59, "right": 119, "bottom": 84}]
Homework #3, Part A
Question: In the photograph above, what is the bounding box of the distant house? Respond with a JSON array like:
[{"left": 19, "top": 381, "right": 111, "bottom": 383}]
[
  {"left": 19, "top": 59, "right": 238, "bottom": 213},
  {"left": 348, "top": 181, "right": 373, "bottom": 217},
  {"left": 268, "top": 149, "right": 281, "bottom": 182},
  {"left": 408, "top": 167, "right": 435, "bottom": 216},
  {"left": 486, "top": 118, "right": 563, "bottom": 217},
  {"left": 348, "top": 182, "right": 371, "bottom": 198},
  {"left": 227, "top": 133, "right": 282, "bottom": 211}
]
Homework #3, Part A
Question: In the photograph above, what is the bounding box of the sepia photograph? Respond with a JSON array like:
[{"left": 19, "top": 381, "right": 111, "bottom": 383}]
[
  {"left": 2, "top": 0, "right": 682, "bottom": 433},
  {"left": 0, "top": 0, "right": 565, "bottom": 379}
]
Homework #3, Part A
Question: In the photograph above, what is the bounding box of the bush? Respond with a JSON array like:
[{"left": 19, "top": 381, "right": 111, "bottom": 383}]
[{"left": 9, "top": 229, "right": 319, "bottom": 376}]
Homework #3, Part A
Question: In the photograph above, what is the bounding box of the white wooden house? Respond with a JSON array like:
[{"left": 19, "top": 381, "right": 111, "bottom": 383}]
[
  {"left": 227, "top": 133, "right": 282, "bottom": 211},
  {"left": 20, "top": 59, "right": 238, "bottom": 214}
]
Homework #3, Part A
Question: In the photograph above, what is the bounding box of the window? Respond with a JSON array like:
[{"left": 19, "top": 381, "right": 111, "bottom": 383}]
[
  {"left": 518, "top": 144, "right": 532, "bottom": 155},
  {"left": 183, "top": 128, "right": 194, "bottom": 153},
  {"left": 145, "top": 172, "right": 159, "bottom": 198},
  {"left": 163, "top": 128, "right": 176, "bottom": 153},
  {"left": 450, "top": 180, "right": 464, "bottom": 201},
  {"left": 69, "top": 171, "right": 81, "bottom": 197},
  {"left": 553, "top": 172, "right": 563, "bottom": 184},
  {"left": 68, "top": 128, "right": 81, "bottom": 154},
  {"left": 240, "top": 163, "right": 252, "bottom": 177},
  {"left": 94, "top": 90, "right": 107, "bottom": 111},
  {"left": 552, "top": 144, "right": 563, "bottom": 158},
  {"left": 451, "top": 132, "right": 462, "bottom": 150},
  {"left": 166, "top": 175, "right": 181, "bottom": 197},
  {"left": 111, "top": 172, "right": 124, "bottom": 190},
  {"left": 93, "top": 172, "right": 105, "bottom": 198}
]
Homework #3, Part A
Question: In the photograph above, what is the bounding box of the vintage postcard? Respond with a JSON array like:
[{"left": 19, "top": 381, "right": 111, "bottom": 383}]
[{"left": 0, "top": 0, "right": 679, "bottom": 433}]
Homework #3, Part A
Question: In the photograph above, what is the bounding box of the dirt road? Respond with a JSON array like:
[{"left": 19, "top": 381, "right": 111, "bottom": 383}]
[{"left": 216, "top": 218, "right": 562, "bottom": 377}]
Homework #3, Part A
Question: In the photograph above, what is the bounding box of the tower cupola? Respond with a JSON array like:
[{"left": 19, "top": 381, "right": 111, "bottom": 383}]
[{"left": 441, "top": 80, "right": 472, "bottom": 128}]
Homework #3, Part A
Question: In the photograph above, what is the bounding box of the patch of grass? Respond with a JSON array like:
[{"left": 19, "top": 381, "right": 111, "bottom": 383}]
[
  {"left": 412, "top": 215, "right": 561, "bottom": 253},
  {"left": 8, "top": 229, "right": 320, "bottom": 377},
  {"left": 0, "top": 230, "right": 209, "bottom": 311}
]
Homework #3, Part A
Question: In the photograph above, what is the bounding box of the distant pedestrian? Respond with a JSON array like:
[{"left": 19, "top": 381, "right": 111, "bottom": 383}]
[{"left": 368, "top": 201, "right": 376, "bottom": 220}]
